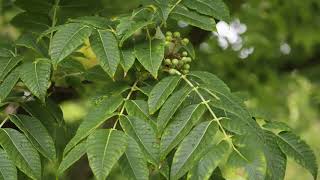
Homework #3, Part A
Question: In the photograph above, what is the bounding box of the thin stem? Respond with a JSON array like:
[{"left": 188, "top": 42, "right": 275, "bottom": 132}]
[
  {"left": 169, "top": 0, "right": 183, "bottom": 13},
  {"left": 0, "top": 117, "right": 9, "bottom": 128},
  {"left": 112, "top": 81, "right": 138, "bottom": 129},
  {"left": 49, "top": 0, "right": 60, "bottom": 51},
  {"left": 181, "top": 75, "right": 248, "bottom": 161}
]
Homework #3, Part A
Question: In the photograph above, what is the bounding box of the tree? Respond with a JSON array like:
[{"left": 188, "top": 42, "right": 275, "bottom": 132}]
[{"left": 0, "top": 0, "right": 318, "bottom": 179}]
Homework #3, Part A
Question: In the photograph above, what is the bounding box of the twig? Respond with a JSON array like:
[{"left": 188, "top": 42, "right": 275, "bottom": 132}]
[
  {"left": 112, "top": 81, "right": 138, "bottom": 129},
  {"left": 0, "top": 116, "right": 9, "bottom": 128}
]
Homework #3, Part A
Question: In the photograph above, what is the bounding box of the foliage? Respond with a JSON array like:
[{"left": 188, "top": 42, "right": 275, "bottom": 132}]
[{"left": 0, "top": 0, "right": 318, "bottom": 180}]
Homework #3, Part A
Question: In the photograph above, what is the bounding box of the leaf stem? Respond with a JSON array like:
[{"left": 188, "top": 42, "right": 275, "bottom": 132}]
[
  {"left": 169, "top": 0, "right": 183, "bottom": 13},
  {"left": 0, "top": 116, "right": 9, "bottom": 128},
  {"left": 112, "top": 81, "right": 138, "bottom": 129},
  {"left": 49, "top": 0, "right": 60, "bottom": 51},
  {"left": 181, "top": 74, "right": 248, "bottom": 161}
]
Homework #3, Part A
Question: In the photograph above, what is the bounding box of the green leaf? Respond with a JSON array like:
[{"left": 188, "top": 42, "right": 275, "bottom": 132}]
[
  {"left": 0, "top": 128, "right": 41, "bottom": 180},
  {"left": 120, "top": 115, "right": 159, "bottom": 165},
  {"left": 68, "top": 16, "right": 113, "bottom": 29},
  {"left": 0, "top": 68, "right": 20, "bottom": 103},
  {"left": 20, "top": 59, "right": 51, "bottom": 103},
  {"left": 49, "top": 23, "right": 92, "bottom": 64},
  {"left": 20, "top": 99, "right": 63, "bottom": 133},
  {"left": 117, "top": 18, "right": 153, "bottom": 46},
  {"left": 64, "top": 95, "right": 123, "bottom": 155},
  {"left": 263, "top": 131, "right": 286, "bottom": 180},
  {"left": 170, "top": 121, "right": 218, "bottom": 179},
  {"left": 277, "top": 131, "right": 318, "bottom": 179},
  {"left": 189, "top": 71, "right": 262, "bottom": 140},
  {"left": 16, "top": 33, "right": 46, "bottom": 56},
  {"left": 89, "top": 29, "right": 121, "bottom": 78},
  {"left": 189, "top": 71, "right": 230, "bottom": 93},
  {"left": 189, "top": 141, "right": 230, "bottom": 180},
  {"left": 120, "top": 48, "right": 135, "bottom": 75},
  {"left": 11, "top": 12, "right": 50, "bottom": 33},
  {"left": 0, "top": 48, "right": 14, "bottom": 58},
  {"left": 125, "top": 100, "right": 157, "bottom": 131},
  {"left": 15, "top": 0, "right": 53, "bottom": 14},
  {"left": 0, "top": 149, "right": 17, "bottom": 180},
  {"left": 58, "top": 141, "right": 86, "bottom": 175},
  {"left": 0, "top": 56, "right": 22, "bottom": 81},
  {"left": 160, "top": 104, "right": 206, "bottom": 159},
  {"left": 87, "top": 129, "right": 128, "bottom": 180},
  {"left": 170, "top": 5, "right": 216, "bottom": 31},
  {"left": 183, "top": 0, "right": 230, "bottom": 21},
  {"left": 223, "top": 133, "right": 266, "bottom": 180},
  {"left": 154, "top": 0, "right": 171, "bottom": 21},
  {"left": 119, "top": 136, "right": 149, "bottom": 180},
  {"left": 262, "top": 121, "right": 292, "bottom": 132},
  {"left": 157, "top": 86, "right": 193, "bottom": 134},
  {"left": 148, "top": 76, "right": 181, "bottom": 114},
  {"left": 9, "top": 114, "right": 56, "bottom": 161},
  {"left": 135, "top": 39, "right": 165, "bottom": 78}
]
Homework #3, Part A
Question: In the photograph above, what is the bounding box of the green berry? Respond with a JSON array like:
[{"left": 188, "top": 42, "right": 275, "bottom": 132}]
[
  {"left": 166, "top": 36, "right": 172, "bottom": 41},
  {"left": 182, "top": 38, "right": 189, "bottom": 45},
  {"left": 173, "top": 32, "right": 181, "bottom": 38},
  {"left": 178, "top": 60, "right": 184, "bottom": 66},
  {"left": 172, "top": 59, "right": 179, "bottom": 65},
  {"left": 186, "top": 57, "right": 192, "bottom": 62},
  {"left": 183, "top": 64, "right": 190, "bottom": 70},
  {"left": 169, "top": 69, "right": 177, "bottom": 75},
  {"left": 166, "top": 31, "right": 172, "bottom": 36},
  {"left": 182, "top": 69, "right": 189, "bottom": 74},
  {"left": 182, "top": 51, "right": 188, "bottom": 57},
  {"left": 181, "top": 57, "right": 188, "bottom": 63},
  {"left": 164, "top": 58, "right": 171, "bottom": 65}
]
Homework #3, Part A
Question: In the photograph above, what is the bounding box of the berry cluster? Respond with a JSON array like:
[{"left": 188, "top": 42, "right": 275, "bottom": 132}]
[{"left": 162, "top": 31, "right": 193, "bottom": 75}]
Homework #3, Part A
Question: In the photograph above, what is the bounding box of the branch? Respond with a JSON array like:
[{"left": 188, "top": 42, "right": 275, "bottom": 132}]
[{"left": 112, "top": 81, "right": 138, "bottom": 129}]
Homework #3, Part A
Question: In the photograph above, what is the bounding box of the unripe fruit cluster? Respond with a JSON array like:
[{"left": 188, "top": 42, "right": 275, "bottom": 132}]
[{"left": 163, "top": 31, "right": 192, "bottom": 75}]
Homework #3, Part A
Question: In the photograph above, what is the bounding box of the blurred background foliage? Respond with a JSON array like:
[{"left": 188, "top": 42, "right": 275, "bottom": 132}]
[{"left": 0, "top": 0, "right": 319, "bottom": 179}]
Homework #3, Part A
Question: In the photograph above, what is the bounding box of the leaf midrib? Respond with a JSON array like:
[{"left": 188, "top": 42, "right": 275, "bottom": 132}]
[
  {"left": 100, "top": 130, "right": 113, "bottom": 178},
  {"left": 277, "top": 133, "right": 305, "bottom": 160},
  {"left": 162, "top": 105, "right": 200, "bottom": 151},
  {"left": 97, "top": 30, "right": 113, "bottom": 73},
  {"left": 1, "top": 129, "right": 37, "bottom": 178},
  {"left": 125, "top": 117, "right": 156, "bottom": 163},
  {"left": 150, "top": 77, "right": 179, "bottom": 111},
  {"left": 12, "top": 115, "right": 51, "bottom": 158},
  {"left": 56, "top": 25, "right": 88, "bottom": 61},
  {"left": 173, "top": 121, "right": 212, "bottom": 176}
]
